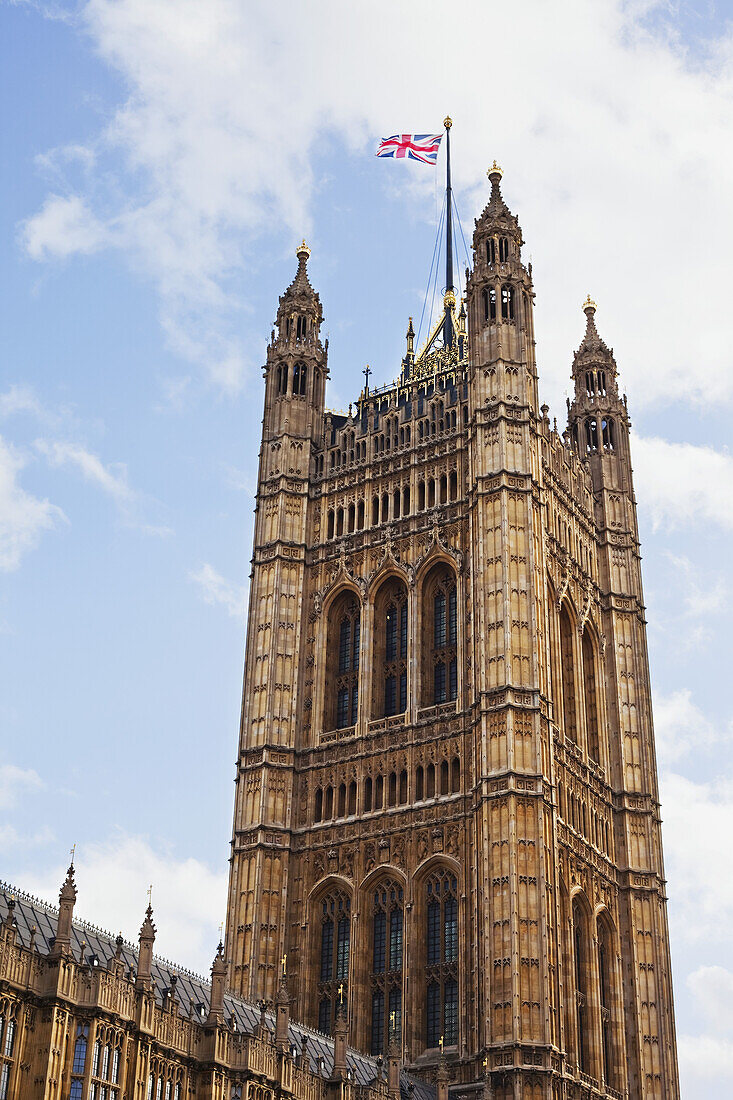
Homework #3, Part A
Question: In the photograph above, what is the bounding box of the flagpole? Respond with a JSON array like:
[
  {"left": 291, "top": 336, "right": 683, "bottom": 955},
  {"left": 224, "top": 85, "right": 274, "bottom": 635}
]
[{"left": 443, "top": 116, "right": 455, "bottom": 347}]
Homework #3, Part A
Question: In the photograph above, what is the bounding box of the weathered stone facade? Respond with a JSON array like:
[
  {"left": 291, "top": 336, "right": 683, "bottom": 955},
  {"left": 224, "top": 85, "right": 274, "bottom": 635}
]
[
  {"left": 224, "top": 169, "right": 680, "bottom": 1099},
  {"left": 0, "top": 876, "right": 429, "bottom": 1100}
]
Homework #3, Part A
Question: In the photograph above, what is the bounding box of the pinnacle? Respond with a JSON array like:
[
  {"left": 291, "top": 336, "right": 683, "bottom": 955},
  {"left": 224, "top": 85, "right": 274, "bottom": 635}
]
[{"left": 59, "top": 863, "right": 77, "bottom": 904}]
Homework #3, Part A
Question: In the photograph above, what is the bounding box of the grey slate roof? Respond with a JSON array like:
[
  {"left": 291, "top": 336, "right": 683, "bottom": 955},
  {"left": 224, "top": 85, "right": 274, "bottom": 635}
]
[{"left": 0, "top": 884, "right": 435, "bottom": 1100}]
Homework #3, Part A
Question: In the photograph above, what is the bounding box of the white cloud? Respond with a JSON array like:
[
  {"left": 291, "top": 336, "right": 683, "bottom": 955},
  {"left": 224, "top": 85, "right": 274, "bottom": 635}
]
[
  {"left": 664, "top": 553, "right": 728, "bottom": 619},
  {"left": 21, "top": 833, "right": 227, "bottom": 975},
  {"left": 190, "top": 563, "right": 247, "bottom": 620},
  {"left": 17, "top": 0, "right": 733, "bottom": 406},
  {"left": 22, "top": 194, "right": 109, "bottom": 261},
  {"left": 36, "top": 439, "right": 134, "bottom": 504},
  {"left": 688, "top": 966, "right": 733, "bottom": 1035},
  {"left": 0, "top": 435, "right": 64, "bottom": 571},
  {"left": 0, "top": 763, "right": 44, "bottom": 811},
  {"left": 678, "top": 1035, "right": 733, "bottom": 1100},
  {"left": 632, "top": 435, "right": 733, "bottom": 533},
  {"left": 0, "top": 386, "right": 44, "bottom": 420},
  {"left": 653, "top": 689, "right": 721, "bottom": 767},
  {"left": 662, "top": 769, "right": 733, "bottom": 944}
]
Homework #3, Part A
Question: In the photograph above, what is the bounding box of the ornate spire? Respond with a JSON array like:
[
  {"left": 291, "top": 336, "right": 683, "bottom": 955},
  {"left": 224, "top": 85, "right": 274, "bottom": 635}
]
[
  {"left": 135, "top": 899, "right": 156, "bottom": 991},
  {"left": 207, "top": 941, "right": 227, "bottom": 1024},
  {"left": 574, "top": 295, "right": 614, "bottom": 366},
  {"left": 474, "top": 161, "right": 523, "bottom": 245}
]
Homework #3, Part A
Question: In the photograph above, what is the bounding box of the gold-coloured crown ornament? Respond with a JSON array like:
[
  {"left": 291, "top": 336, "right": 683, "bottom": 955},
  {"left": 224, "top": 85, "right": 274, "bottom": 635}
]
[
  {"left": 487, "top": 160, "right": 503, "bottom": 181},
  {"left": 583, "top": 294, "right": 597, "bottom": 314},
  {"left": 443, "top": 289, "right": 457, "bottom": 310},
  {"left": 296, "top": 239, "right": 311, "bottom": 261},
  {"left": 444, "top": 115, "right": 452, "bottom": 130}
]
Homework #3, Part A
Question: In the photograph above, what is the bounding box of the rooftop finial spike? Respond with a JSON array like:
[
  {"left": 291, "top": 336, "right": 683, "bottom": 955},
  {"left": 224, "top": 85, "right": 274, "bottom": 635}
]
[
  {"left": 487, "top": 160, "right": 503, "bottom": 184},
  {"left": 583, "top": 294, "right": 597, "bottom": 316},
  {"left": 296, "top": 239, "right": 311, "bottom": 263}
]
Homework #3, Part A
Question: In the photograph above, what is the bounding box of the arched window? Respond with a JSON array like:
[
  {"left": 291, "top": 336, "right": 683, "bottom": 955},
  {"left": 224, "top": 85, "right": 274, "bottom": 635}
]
[
  {"left": 425, "top": 869, "right": 458, "bottom": 1049},
  {"left": 337, "top": 783, "right": 346, "bottom": 817},
  {"left": 451, "top": 756, "right": 460, "bottom": 793},
  {"left": 336, "top": 507, "right": 344, "bottom": 536},
  {"left": 372, "top": 495, "right": 379, "bottom": 525},
  {"left": 486, "top": 238, "right": 496, "bottom": 264},
  {"left": 449, "top": 471, "right": 457, "bottom": 500},
  {"left": 358, "top": 501, "right": 365, "bottom": 529},
  {"left": 327, "top": 510, "right": 335, "bottom": 540},
  {"left": 388, "top": 771, "right": 397, "bottom": 807},
  {"left": 348, "top": 781, "right": 357, "bottom": 815},
  {"left": 325, "top": 786, "right": 334, "bottom": 818},
  {"left": 364, "top": 776, "right": 372, "bottom": 812},
  {"left": 403, "top": 485, "right": 410, "bottom": 515},
  {"left": 369, "top": 880, "right": 404, "bottom": 1054},
  {"left": 418, "top": 481, "right": 425, "bottom": 510},
  {"left": 423, "top": 568, "right": 458, "bottom": 706},
  {"left": 585, "top": 418, "right": 599, "bottom": 452},
  {"left": 327, "top": 594, "right": 360, "bottom": 731},
  {"left": 572, "top": 898, "right": 590, "bottom": 1074},
  {"left": 277, "top": 363, "right": 288, "bottom": 395},
  {"left": 416, "top": 765, "right": 424, "bottom": 801},
  {"left": 602, "top": 417, "right": 615, "bottom": 451},
  {"left": 597, "top": 915, "right": 619, "bottom": 1089},
  {"left": 399, "top": 769, "right": 408, "bottom": 804},
  {"left": 375, "top": 774, "right": 384, "bottom": 809},
  {"left": 498, "top": 236, "right": 509, "bottom": 262},
  {"left": 373, "top": 580, "right": 408, "bottom": 718},
  {"left": 318, "top": 892, "right": 351, "bottom": 1035},
  {"left": 501, "top": 285, "right": 514, "bottom": 321},
  {"left": 293, "top": 361, "right": 307, "bottom": 396},
  {"left": 296, "top": 315, "right": 307, "bottom": 339},
  {"left": 559, "top": 604, "right": 577, "bottom": 743},
  {"left": 585, "top": 371, "right": 596, "bottom": 397},
  {"left": 583, "top": 631, "right": 600, "bottom": 762},
  {"left": 314, "top": 788, "right": 323, "bottom": 822},
  {"left": 482, "top": 286, "right": 497, "bottom": 323},
  {"left": 427, "top": 763, "right": 436, "bottom": 798}
]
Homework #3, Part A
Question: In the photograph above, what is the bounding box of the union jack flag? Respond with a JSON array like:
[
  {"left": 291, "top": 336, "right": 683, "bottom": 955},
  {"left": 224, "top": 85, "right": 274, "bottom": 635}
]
[{"left": 376, "top": 133, "right": 442, "bottom": 165}]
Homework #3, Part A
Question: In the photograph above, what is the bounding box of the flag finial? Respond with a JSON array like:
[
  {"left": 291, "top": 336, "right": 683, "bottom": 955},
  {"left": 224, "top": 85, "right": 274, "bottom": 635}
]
[{"left": 444, "top": 116, "right": 452, "bottom": 130}]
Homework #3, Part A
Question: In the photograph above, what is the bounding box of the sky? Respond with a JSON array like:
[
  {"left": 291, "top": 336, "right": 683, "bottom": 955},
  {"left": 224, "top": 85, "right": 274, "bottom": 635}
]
[{"left": 1, "top": 0, "right": 733, "bottom": 1093}]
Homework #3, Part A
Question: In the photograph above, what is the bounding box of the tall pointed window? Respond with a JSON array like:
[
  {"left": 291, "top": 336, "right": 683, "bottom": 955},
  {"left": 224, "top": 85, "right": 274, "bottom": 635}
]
[
  {"left": 326, "top": 593, "right": 360, "bottom": 732},
  {"left": 572, "top": 898, "right": 590, "bottom": 1074},
  {"left": 293, "top": 361, "right": 307, "bottom": 396},
  {"left": 582, "top": 631, "right": 600, "bottom": 762},
  {"left": 598, "top": 916, "right": 618, "bottom": 1089},
  {"left": 482, "top": 286, "right": 497, "bottom": 323},
  {"left": 486, "top": 238, "right": 496, "bottom": 264},
  {"left": 425, "top": 869, "right": 459, "bottom": 1049},
  {"left": 317, "top": 892, "right": 351, "bottom": 1035},
  {"left": 559, "top": 604, "right": 577, "bottom": 743},
  {"left": 423, "top": 568, "right": 458, "bottom": 706},
  {"left": 277, "top": 363, "right": 288, "bottom": 395},
  {"left": 498, "top": 236, "right": 509, "bottom": 261},
  {"left": 369, "top": 880, "right": 404, "bottom": 1054},
  {"left": 501, "top": 284, "right": 514, "bottom": 320},
  {"left": 373, "top": 580, "right": 408, "bottom": 718}
]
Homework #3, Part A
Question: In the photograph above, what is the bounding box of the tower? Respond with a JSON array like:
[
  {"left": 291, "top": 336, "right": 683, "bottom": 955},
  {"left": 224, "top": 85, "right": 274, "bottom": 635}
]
[
  {"left": 225, "top": 165, "right": 680, "bottom": 1100},
  {"left": 225, "top": 241, "right": 328, "bottom": 1003}
]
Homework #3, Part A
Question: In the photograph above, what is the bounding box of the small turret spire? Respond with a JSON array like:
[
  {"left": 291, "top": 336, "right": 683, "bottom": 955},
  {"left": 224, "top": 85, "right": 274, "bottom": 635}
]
[
  {"left": 135, "top": 898, "right": 156, "bottom": 991},
  {"left": 207, "top": 940, "right": 227, "bottom": 1024},
  {"left": 50, "top": 863, "right": 77, "bottom": 958}
]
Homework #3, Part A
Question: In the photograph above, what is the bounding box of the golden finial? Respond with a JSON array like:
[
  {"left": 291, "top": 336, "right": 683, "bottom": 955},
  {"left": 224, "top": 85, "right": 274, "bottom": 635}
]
[
  {"left": 389, "top": 1010, "right": 396, "bottom": 1031},
  {"left": 487, "top": 160, "right": 503, "bottom": 182},
  {"left": 444, "top": 116, "right": 452, "bottom": 130},
  {"left": 338, "top": 982, "right": 344, "bottom": 1004},
  {"left": 583, "top": 294, "right": 597, "bottom": 315},
  {"left": 443, "top": 289, "right": 456, "bottom": 311},
  {"left": 439, "top": 1035, "right": 444, "bottom": 1053},
  {"left": 296, "top": 239, "right": 311, "bottom": 261},
  {"left": 147, "top": 884, "right": 153, "bottom": 908},
  {"left": 281, "top": 953, "right": 287, "bottom": 978},
  {"left": 69, "top": 843, "right": 76, "bottom": 866}
]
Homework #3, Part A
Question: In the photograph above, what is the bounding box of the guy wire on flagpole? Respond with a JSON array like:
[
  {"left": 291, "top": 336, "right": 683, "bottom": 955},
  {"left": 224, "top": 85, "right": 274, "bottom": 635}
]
[{"left": 443, "top": 116, "right": 455, "bottom": 348}]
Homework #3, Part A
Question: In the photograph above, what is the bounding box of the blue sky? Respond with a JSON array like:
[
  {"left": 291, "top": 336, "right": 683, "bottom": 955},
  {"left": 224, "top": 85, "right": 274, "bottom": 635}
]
[{"left": 2, "top": 0, "right": 733, "bottom": 1093}]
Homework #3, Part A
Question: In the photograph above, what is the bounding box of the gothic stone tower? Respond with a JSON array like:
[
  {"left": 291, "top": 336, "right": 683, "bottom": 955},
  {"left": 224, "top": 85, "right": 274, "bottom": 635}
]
[{"left": 225, "top": 169, "right": 679, "bottom": 1100}]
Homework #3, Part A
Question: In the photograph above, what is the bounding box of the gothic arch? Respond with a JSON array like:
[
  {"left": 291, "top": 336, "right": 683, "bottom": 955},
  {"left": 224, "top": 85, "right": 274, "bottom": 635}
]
[
  {"left": 558, "top": 600, "right": 579, "bottom": 744},
  {"left": 419, "top": 561, "right": 459, "bottom": 708},
  {"left": 307, "top": 878, "right": 353, "bottom": 1036},
  {"left": 570, "top": 890, "right": 595, "bottom": 1077},
  {"left": 356, "top": 872, "right": 407, "bottom": 1055},
  {"left": 595, "top": 908, "right": 623, "bottom": 1091},
  {"left": 317, "top": 585, "right": 363, "bottom": 739},
  {"left": 581, "top": 621, "right": 601, "bottom": 764},
  {"left": 409, "top": 858, "right": 461, "bottom": 1056},
  {"left": 370, "top": 574, "right": 409, "bottom": 719}
]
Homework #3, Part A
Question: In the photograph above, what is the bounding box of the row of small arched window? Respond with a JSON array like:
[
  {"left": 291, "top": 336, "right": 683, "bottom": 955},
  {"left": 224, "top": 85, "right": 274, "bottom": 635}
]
[
  {"left": 313, "top": 757, "right": 461, "bottom": 822},
  {"left": 571, "top": 417, "right": 616, "bottom": 454},
  {"left": 325, "top": 472, "right": 459, "bottom": 538},
  {"left": 327, "top": 408, "right": 464, "bottom": 471},
  {"left": 558, "top": 782, "right": 613, "bottom": 857}
]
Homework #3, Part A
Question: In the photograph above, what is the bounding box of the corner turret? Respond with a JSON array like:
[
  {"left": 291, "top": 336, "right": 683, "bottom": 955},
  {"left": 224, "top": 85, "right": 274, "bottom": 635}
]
[
  {"left": 135, "top": 901, "right": 156, "bottom": 991},
  {"left": 49, "top": 863, "right": 76, "bottom": 958}
]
